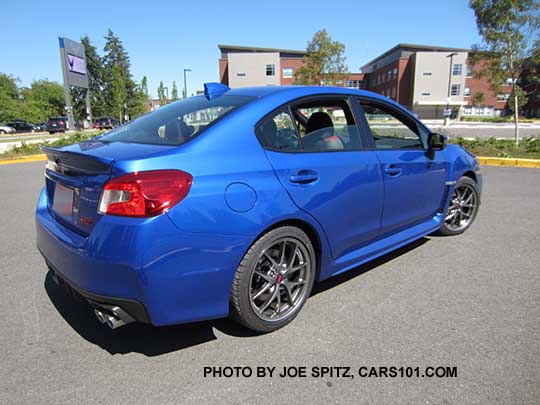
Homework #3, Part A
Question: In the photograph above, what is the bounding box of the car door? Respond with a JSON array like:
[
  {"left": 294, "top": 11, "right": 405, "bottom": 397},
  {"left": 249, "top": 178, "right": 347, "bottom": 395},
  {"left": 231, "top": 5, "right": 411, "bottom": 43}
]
[
  {"left": 257, "top": 96, "right": 384, "bottom": 260},
  {"left": 355, "top": 98, "right": 448, "bottom": 235}
]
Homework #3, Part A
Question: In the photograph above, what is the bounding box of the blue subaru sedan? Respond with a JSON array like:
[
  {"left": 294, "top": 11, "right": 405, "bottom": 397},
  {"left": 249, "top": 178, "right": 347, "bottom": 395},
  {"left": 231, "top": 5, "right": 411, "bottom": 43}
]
[{"left": 36, "top": 84, "right": 482, "bottom": 333}]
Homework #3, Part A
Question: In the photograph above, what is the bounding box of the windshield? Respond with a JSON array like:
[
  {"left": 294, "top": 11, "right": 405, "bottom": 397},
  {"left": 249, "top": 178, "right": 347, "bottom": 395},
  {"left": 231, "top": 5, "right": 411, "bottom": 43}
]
[{"left": 98, "top": 95, "right": 255, "bottom": 146}]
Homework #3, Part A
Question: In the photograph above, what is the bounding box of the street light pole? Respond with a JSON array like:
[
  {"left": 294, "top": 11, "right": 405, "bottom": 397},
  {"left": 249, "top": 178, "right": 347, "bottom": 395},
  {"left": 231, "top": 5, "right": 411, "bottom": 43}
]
[
  {"left": 183, "top": 69, "right": 191, "bottom": 98},
  {"left": 445, "top": 52, "right": 458, "bottom": 126}
]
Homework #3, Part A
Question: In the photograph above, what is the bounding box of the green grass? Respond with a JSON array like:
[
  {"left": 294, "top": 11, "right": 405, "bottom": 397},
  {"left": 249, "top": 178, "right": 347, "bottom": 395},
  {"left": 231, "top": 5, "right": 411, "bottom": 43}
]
[
  {"left": 450, "top": 137, "right": 540, "bottom": 159},
  {"left": 0, "top": 131, "right": 101, "bottom": 159}
]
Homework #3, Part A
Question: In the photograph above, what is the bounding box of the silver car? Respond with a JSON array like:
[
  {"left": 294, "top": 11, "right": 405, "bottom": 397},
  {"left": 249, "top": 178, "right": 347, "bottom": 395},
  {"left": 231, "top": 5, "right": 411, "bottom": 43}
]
[{"left": 0, "top": 123, "right": 15, "bottom": 134}]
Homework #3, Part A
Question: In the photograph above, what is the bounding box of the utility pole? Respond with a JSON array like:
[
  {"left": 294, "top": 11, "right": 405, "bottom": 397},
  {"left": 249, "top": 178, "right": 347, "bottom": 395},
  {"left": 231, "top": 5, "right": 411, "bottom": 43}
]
[
  {"left": 184, "top": 69, "right": 191, "bottom": 98},
  {"left": 445, "top": 52, "right": 458, "bottom": 126}
]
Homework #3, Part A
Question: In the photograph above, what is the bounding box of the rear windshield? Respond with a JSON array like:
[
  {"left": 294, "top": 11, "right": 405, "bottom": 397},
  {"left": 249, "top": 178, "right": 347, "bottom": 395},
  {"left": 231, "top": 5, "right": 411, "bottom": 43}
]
[
  {"left": 98, "top": 95, "right": 254, "bottom": 146},
  {"left": 50, "top": 118, "right": 66, "bottom": 122}
]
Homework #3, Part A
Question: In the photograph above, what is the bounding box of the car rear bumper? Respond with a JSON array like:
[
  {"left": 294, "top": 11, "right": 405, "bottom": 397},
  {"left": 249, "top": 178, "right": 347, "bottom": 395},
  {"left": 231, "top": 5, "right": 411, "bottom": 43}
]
[{"left": 36, "top": 188, "right": 252, "bottom": 326}]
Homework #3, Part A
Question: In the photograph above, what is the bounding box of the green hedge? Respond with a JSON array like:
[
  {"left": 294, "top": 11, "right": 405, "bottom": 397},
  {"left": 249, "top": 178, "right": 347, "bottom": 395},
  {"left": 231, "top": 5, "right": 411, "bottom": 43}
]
[{"left": 450, "top": 137, "right": 540, "bottom": 159}]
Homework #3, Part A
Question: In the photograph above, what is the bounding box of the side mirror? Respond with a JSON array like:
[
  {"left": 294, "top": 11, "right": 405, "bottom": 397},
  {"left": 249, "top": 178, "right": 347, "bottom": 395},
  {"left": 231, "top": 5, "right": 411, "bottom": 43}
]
[{"left": 428, "top": 133, "right": 447, "bottom": 151}]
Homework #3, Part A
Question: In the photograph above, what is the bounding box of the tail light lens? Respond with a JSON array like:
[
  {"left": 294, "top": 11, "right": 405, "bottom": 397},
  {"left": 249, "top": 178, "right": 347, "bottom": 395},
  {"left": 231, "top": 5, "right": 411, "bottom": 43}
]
[
  {"left": 98, "top": 170, "right": 192, "bottom": 217},
  {"left": 59, "top": 120, "right": 65, "bottom": 125}
]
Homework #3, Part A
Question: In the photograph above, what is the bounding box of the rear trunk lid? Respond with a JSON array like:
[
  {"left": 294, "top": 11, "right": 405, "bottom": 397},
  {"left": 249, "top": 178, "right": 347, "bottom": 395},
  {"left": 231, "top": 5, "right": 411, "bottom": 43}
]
[{"left": 42, "top": 140, "right": 173, "bottom": 235}]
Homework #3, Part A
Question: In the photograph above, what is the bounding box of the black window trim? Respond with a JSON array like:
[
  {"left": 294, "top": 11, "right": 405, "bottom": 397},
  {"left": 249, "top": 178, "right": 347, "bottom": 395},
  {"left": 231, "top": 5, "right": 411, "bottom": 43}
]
[
  {"left": 254, "top": 93, "right": 367, "bottom": 154},
  {"left": 354, "top": 96, "right": 429, "bottom": 151}
]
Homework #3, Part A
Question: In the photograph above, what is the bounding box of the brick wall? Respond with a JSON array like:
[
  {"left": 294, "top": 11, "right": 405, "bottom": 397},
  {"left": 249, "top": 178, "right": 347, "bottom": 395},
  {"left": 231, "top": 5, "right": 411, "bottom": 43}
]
[{"left": 465, "top": 59, "right": 511, "bottom": 110}]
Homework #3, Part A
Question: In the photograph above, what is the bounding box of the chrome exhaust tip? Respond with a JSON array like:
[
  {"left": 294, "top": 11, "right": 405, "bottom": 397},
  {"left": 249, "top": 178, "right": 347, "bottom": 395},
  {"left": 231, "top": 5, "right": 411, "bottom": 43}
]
[
  {"left": 105, "top": 315, "right": 126, "bottom": 330},
  {"left": 94, "top": 309, "right": 107, "bottom": 324},
  {"left": 94, "top": 305, "right": 135, "bottom": 329}
]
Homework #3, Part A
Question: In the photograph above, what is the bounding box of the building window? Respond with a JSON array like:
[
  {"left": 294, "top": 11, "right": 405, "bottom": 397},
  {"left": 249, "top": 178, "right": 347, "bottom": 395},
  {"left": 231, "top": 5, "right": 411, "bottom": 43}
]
[
  {"left": 393, "top": 68, "right": 398, "bottom": 79},
  {"left": 380, "top": 73, "right": 385, "bottom": 83},
  {"left": 452, "top": 64, "right": 463, "bottom": 76},
  {"left": 466, "top": 65, "right": 473, "bottom": 77},
  {"left": 387, "top": 70, "right": 392, "bottom": 81},
  {"left": 451, "top": 84, "right": 460, "bottom": 96},
  {"left": 505, "top": 78, "right": 513, "bottom": 85},
  {"left": 282, "top": 67, "right": 293, "bottom": 78},
  {"left": 422, "top": 72, "right": 432, "bottom": 76},
  {"left": 421, "top": 92, "right": 431, "bottom": 96},
  {"left": 464, "top": 87, "right": 470, "bottom": 96},
  {"left": 391, "top": 87, "right": 396, "bottom": 98},
  {"left": 236, "top": 73, "right": 246, "bottom": 77},
  {"left": 266, "top": 64, "right": 275, "bottom": 76},
  {"left": 497, "top": 93, "right": 510, "bottom": 101}
]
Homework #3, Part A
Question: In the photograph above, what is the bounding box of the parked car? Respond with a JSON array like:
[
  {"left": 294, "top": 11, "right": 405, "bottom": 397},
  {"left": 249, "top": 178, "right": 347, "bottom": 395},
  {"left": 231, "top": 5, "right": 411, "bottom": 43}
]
[
  {"left": 7, "top": 120, "right": 37, "bottom": 133},
  {"left": 36, "top": 122, "right": 48, "bottom": 132},
  {"left": 46, "top": 117, "right": 68, "bottom": 134},
  {"left": 96, "top": 116, "right": 120, "bottom": 130},
  {"left": 36, "top": 83, "right": 482, "bottom": 333},
  {"left": 0, "top": 123, "right": 15, "bottom": 134}
]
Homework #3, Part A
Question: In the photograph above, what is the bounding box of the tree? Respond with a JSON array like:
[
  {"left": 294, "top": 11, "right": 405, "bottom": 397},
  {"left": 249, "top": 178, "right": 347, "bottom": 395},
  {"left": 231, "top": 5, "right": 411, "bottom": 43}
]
[
  {"left": 111, "top": 65, "right": 125, "bottom": 122},
  {"left": 294, "top": 29, "right": 348, "bottom": 86},
  {"left": 157, "top": 81, "right": 166, "bottom": 106},
  {"left": 0, "top": 73, "right": 22, "bottom": 122},
  {"left": 469, "top": 0, "right": 540, "bottom": 145},
  {"left": 508, "top": 85, "right": 528, "bottom": 114},
  {"left": 171, "top": 81, "right": 178, "bottom": 101},
  {"left": 103, "top": 29, "right": 145, "bottom": 120},
  {"left": 22, "top": 80, "right": 64, "bottom": 122},
  {"left": 82, "top": 35, "right": 106, "bottom": 118},
  {"left": 472, "top": 91, "right": 485, "bottom": 107},
  {"left": 141, "top": 76, "right": 149, "bottom": 100}
]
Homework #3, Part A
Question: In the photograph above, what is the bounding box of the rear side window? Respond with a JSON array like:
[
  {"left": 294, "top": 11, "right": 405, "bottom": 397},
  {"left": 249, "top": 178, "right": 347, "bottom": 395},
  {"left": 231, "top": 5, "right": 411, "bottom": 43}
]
[
  {"left": 257, "top": 110, "right": 301, "bottom": 151},
  {"left": 257, "top": 97, "right": 362, "bottom": 152},
  {"left": 291, "top": 100, "right": 360, "bottom": 151},
  {"left": 99, "top": 95, "right": 254, "bottom": 146}
]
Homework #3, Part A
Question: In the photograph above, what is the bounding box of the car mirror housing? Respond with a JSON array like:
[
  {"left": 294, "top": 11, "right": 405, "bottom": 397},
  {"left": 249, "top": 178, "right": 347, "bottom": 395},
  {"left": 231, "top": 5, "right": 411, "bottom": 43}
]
[{"left": 428, "top": 133, "right": 447, "bottom": 151}]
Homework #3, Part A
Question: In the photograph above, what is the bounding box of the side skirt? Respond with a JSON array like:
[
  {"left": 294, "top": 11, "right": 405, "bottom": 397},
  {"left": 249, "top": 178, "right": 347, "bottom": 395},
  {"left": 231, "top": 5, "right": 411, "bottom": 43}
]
[{"left": 322, "top": 215, "right": 443, "bottom": 280}]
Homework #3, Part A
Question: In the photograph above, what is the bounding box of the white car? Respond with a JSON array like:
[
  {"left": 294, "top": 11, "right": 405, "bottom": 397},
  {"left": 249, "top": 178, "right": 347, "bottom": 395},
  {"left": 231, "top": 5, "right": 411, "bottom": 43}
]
[{"left": 0, "top": 123, "right": 15, "bottom": 134}]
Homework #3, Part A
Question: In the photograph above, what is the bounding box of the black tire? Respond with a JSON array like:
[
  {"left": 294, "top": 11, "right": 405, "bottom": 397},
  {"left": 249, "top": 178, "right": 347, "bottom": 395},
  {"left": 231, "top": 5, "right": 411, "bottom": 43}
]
[
  {"left": 437, "top": 176, "right": 479, "bottom": 236},
  {"left": 230, "top": 226, "right": 316, "bottom": 333}
]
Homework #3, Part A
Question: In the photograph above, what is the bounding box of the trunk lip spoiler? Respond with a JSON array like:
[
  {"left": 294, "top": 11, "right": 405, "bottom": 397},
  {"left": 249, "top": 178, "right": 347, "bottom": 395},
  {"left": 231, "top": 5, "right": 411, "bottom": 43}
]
[{"left": 41, "top": 145, "right": 115, "bottom": 176}]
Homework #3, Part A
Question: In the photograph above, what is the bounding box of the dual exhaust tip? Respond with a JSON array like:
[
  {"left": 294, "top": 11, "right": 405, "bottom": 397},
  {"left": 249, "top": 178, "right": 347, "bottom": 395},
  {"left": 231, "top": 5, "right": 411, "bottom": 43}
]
[{"left": 94, "top": 305, "right": 135, "bottom": 330}]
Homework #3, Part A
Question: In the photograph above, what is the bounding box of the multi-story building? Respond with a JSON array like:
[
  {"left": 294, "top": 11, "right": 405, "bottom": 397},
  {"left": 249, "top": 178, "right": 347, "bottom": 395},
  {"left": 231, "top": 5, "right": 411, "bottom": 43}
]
[
  {"left": 218, "top": 43, "right": 513, "bottom": 118},
  {"left": 218, "top": 44, "right": 364, "bottom": 89}
]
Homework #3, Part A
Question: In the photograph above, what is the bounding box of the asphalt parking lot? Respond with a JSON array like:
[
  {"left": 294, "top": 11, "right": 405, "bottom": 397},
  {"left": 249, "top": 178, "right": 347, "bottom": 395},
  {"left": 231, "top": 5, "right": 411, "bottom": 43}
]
[{"left": 1, "top": 162, "right": 539, "bottom": 404}]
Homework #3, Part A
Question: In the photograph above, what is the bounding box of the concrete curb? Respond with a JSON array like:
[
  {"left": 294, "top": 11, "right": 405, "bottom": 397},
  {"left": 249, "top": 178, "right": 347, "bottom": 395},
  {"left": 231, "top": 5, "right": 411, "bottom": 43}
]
[
  {"left": 0, "top": 153, "right": 539, "bottom": 169},
  {"left": 477, "top": 157, "right": 540, "bottom": 168}
]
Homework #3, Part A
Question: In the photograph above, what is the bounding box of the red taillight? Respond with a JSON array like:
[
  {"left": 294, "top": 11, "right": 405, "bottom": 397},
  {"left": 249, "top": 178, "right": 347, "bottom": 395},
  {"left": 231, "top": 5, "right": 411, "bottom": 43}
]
[
  {"left": 98, "top": 170, "right": 192, "bottom": 217},
  {"left": 59, "top": 120, "right": 65, "bottom": 125}
]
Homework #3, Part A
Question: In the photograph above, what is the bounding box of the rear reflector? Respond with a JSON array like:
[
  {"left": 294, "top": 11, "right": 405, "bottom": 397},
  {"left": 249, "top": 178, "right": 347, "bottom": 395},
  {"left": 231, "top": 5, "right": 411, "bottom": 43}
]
[{"left": 98, "top": 170, "right": 192, "bottom": 217}]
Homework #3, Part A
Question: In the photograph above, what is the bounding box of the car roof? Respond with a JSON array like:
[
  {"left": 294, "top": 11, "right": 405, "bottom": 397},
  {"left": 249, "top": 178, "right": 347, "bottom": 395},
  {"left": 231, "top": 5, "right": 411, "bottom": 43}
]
[
  {"left": 225, "top": 85, "right": 390, "bottom": 103},
  {"left": 228, "top": 85, "right": 374, "bottom": 97}
]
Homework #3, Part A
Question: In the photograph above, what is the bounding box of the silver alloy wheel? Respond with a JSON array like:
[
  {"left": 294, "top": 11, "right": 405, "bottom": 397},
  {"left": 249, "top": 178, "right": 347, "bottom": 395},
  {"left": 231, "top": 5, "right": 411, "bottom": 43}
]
[
  {"left": 249, "top": 237, "right": 311, "bottom": 322},
  {"left": 444, "top": 183, "right": 478, "bottom": 232}
]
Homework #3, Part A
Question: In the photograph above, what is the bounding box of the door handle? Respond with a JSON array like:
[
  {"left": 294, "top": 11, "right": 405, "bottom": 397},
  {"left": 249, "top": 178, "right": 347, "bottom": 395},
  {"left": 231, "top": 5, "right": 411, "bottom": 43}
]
[
  {"left": 290, "top": 171, "right": 319, "bottom": 184},
  {"left": 384, "top": 164, "right": 402, "bottom": 177}
]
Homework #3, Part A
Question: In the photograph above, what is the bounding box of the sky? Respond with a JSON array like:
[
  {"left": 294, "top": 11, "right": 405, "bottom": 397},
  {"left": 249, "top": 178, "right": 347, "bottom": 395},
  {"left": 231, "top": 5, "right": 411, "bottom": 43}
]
[{"left": 1, "top": 0, "right": 482, "bottom": 98}]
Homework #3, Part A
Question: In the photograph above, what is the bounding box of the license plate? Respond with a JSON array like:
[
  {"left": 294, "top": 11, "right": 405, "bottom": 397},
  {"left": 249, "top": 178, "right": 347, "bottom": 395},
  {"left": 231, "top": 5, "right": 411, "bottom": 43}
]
[
  {"left": 52, "top": 183, "right": 74, "bottom": 218},
  {"left": 52, "top": 123, "right": 57, "bottom": 127}
]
